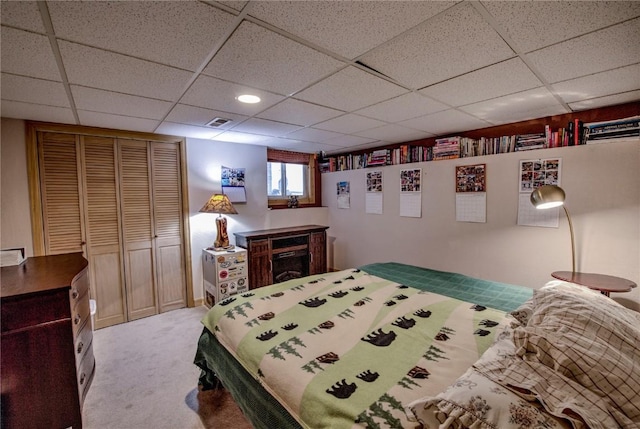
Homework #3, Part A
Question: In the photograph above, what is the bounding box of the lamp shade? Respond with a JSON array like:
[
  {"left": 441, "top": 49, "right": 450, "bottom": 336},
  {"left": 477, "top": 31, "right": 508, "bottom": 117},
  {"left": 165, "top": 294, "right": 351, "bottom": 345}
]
[
  {"left": 530, "top": 185, "right": 566, "bottom": 210},
  {"left": 199, "top": 193, "right": 238, "bottom": 215}
]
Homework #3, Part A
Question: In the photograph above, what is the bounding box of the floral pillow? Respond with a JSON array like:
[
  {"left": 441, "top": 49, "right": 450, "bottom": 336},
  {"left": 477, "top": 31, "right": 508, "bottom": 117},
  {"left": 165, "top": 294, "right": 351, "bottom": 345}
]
[
  {"left": 406, "top": 327, "right": 571, "bottom": 429},
  {"left": 406, "top": 367, "right": 571, "bottom": 429}
]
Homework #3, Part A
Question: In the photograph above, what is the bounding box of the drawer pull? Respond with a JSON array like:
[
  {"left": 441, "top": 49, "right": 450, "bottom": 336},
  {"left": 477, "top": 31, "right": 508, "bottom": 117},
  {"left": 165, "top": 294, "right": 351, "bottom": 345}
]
[
  {"left": 79, "top": 373, "right": 86, "bottom": 385},
  {"left": 74, "top": 315, "right": 81, "bottom": 325},
  {"left": 71, "top": 289, "right": 79, "bottom": 299},
  {"left": 77, "top": 342, "right": 84, "bottom": 354}
]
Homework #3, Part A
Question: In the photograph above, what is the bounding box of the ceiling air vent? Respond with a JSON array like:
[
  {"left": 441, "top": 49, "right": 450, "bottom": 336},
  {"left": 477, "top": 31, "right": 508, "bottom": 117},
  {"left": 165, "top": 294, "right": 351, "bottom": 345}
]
[{"left": 206, "top": 117, "right": 232, "bottom": 128}]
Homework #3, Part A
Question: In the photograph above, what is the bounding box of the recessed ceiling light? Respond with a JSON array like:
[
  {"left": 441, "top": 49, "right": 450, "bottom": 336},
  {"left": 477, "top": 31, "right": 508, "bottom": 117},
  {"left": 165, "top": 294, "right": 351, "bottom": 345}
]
[{"left": 237, "top": 94, "right": 261, "bottom": 104}]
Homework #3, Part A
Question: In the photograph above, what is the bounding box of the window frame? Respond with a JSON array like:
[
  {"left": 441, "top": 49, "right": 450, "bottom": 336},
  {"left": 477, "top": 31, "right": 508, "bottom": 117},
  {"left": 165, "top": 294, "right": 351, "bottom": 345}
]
[{"left": 267, "top": 149, "right": 321, "bottom": 209}]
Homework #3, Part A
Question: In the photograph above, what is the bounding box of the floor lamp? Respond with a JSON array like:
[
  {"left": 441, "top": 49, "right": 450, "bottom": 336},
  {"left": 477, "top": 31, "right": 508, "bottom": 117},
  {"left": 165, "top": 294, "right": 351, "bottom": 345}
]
[
  {"left": 530, "top": 185, "right": 576, "bottom": 273},
  {"left": 199, "top": 193, "right": 238, "bottom": 250}
]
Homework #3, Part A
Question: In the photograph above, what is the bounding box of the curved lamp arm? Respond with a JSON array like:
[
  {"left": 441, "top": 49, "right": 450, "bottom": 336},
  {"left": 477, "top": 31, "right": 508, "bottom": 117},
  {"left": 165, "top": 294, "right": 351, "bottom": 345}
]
[{"left": 562, "top": 205, "right": 576, "bottom": 274}]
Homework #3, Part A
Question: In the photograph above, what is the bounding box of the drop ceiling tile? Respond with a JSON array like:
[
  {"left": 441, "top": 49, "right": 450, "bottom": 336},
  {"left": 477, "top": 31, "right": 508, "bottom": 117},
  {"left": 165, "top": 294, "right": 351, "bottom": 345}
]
[
  {"left": 1, "top": 27, "right": 61, "bottom": 81},
  {"left": 360, "top": 3, "right": 515, "bottom": 89},
  {"left": 314, "top": 114, "right": 386, "bottom": 134},
  {"left": 59, "top": 41, "right": 193, "bottom": 101},
  {"left": 216, "top": 1, "right": 248, "bottom": 12},
  {"left": 398, "top": 109, "right": 491, "bottom": 136},
  {"left": 247, "top": 1, "right": 455, "bottom": 59},
  {"left": 212, "top": 130, "right": 274, "bottom": 144},
  {"left": 155, "top": 122, "right": 225, "bottom": 140},
  {"left": 78, "top": 110, "right": 160, "bottom": 133},
  {"left": 165, "top": 104, "right": 248, "bottom": 129},
  {"left": 483, "top": 1, "right": 640, "bottom": 53},
  {"left": 355, "top": 124, "right": 433, "bottom": 143},
  {"left": 322, "top": 134, "right": 377, "bottom": 148},
  {"left": 1, "top": 100, "right": 75, "bottom": 124},
  {"left": 71, "top": 86, "right": 172, "bottom": 120},
  {"left": 420, "top": 58, "right": 543, "bottom": 107},
  {"left": 1, "top": 1, "right": 45, "bottom": 32},
  {"left": 286, "top": 127, "right": 344, "bottom": 143},
  {"left": 355, "top": 92, "right": 448, "bottom": 123},
  {"left": 257, "top": 99, "right": 343, "bottom": 127},
  {"left": 1, "top": 74, "right": 69, "bottom": 107},
  {"left": 48, "top": 1, "right": 236, "bottom": 71},
  {"left": 275, "top": 140, "right": 342, "bottom": 154},
  {"left": 203, "top": 21, "right": 344, "bottom": 95},
  {"left": 230, "top": 118, "right": 302, "bottom": 136},
  {"left": 294, "top": 66, "right": 407, "bottom": 111},
  {"left": 553, "top": 64, "right": 640, "bottom": 104},
  {"left": 344, "top": 140, "right": 392, "bottom": 153},
  {"left": 460, "top": 87, "right": 567, "bottom": 125},
  {"left": 527, "top": 18, "right": 640, "bottom": 84},
  {"left": 569, "top": 91, "right": 640, "bottom": 112},
  {"left": 181, "top": 75, "right": 284, "bottom": 115}
]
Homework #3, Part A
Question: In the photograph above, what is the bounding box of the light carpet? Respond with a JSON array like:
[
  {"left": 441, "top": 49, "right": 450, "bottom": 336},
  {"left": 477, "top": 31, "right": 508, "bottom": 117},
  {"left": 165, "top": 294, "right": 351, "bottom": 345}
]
[{"left": 83, "top": 306, "right": 251, "bottom": 429}]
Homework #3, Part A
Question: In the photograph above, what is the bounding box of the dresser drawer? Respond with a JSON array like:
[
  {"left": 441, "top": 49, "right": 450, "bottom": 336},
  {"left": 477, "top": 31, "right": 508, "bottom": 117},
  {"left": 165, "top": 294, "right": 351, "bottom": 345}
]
[
  {"left": 74, "top": 320, "right": 93, "bottom": 365},
  {"left": 71, "top": 291, "right": 91, "bottom": 338},
  {"left": 77, "top": 344, "right": 96, "bottom": 403},
  {"left": 69, "top": 268, "right": 89, "bottom": 309},
  {"left": 1, "top": 289, "right": 70, "bottom": 332}
]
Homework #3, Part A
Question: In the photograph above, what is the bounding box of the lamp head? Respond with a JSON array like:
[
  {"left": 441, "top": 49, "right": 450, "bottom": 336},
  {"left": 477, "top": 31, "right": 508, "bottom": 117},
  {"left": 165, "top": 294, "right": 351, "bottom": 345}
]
[
  {"left": 199, "top": 193, "right": 238, "bottom": 215},
  {"left": 530, "top": 185, "right": 566, "bottom": 210}
]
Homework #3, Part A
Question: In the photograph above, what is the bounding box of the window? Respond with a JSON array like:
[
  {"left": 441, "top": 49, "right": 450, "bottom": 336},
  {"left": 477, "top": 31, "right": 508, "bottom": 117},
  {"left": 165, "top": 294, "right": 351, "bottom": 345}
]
[
  {"left": 267, "top": 162, "right": 307, "bottom": 198},
  {"left": 267, "top": 149, "right": 320, "bottom": 208}
]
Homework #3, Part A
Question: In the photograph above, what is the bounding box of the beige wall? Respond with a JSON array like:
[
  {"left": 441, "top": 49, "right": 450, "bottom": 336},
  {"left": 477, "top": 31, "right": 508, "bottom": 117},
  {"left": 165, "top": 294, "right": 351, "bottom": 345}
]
[
  {"left": 1, "top": 118, "right": 33, "bottom": 256},
  {"left": 321, "top": 141, "right": 640, "bottom": 310}
]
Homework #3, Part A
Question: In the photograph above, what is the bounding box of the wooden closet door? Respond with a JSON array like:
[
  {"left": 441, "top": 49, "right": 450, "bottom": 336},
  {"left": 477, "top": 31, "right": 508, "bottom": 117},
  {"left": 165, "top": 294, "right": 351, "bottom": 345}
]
[
  {"left": 151, "top": 142, "right": 186, "bottom": 312},
  {"left": 81, "top": 136, "right": 126, "bottom": 328},
  {"left": 37, "top": 132, "right": 85, "bottom": 255},
  {"left": 118, "top": 140, "right": 158, "bottom": 321}
]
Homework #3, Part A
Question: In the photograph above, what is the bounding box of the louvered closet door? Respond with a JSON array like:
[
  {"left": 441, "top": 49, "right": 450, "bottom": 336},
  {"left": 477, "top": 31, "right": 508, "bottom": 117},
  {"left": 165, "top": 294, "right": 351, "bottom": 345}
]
[
  {"left": 118, "top": 139, "right": 158, "bottom": 321},
  {"left": 151, "top": 142, "right": 186, "bottom": 312},
  {"left": 81, "top": 136, "right": 126, "bottom": 328},
  {"left": 38, "top": 132, "right": 84, "bottom": 255}
]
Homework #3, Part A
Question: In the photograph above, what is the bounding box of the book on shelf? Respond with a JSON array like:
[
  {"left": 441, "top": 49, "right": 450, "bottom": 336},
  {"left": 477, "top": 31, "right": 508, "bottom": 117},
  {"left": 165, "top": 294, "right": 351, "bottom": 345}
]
[
  {"left": 433, "top": 137, "right": 461, "bottom": 160},
  {"left": 515, "top": 132, "right": 546, "bottom": 151},
  {"left": 584, "top": 116, "right": 639, "bottom": 144}
]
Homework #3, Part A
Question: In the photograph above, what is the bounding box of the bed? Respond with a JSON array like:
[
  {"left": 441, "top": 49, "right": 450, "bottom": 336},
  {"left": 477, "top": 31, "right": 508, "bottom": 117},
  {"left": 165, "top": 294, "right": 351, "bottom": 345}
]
[{"left": 194, "top": 262, "right": 640, "bottom": 429}]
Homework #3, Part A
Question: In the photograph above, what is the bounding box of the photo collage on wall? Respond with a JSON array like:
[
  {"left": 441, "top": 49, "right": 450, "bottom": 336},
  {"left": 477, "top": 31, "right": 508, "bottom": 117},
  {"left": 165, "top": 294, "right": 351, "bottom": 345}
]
[
  {"left": 365, "top": 171, "right": 383, "bottom": 214},
  {"left": 400, "top": 168, "right": 422, "bottom": 218},
  {"left": 222, "top": 166, "right": 247, "bottom": 203},
  {"left": 519, "top": 158, "right": 561, "bottom": 192},
  {"left": 517, "top": 158, "right": 562, "bottom": 227},
  {"left": 455, "top": 164, "right": 486, "bottom": 223},
  {"left": 455, "top": 164, "right": 486, "bottom": 193}
]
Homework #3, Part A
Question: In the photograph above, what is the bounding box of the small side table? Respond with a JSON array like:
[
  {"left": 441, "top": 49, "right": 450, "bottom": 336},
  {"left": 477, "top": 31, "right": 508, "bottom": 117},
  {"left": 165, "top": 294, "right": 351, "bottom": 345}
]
[{"left": 551, "top": 271, "right": 637, "bottom": 297}]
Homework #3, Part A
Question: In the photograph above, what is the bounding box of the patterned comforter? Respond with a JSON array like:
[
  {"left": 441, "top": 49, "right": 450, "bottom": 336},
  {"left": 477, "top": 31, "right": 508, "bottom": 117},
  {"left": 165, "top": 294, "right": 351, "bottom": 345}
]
[{"left": 201, "top": 268, "right": 509, "bottom": 429}]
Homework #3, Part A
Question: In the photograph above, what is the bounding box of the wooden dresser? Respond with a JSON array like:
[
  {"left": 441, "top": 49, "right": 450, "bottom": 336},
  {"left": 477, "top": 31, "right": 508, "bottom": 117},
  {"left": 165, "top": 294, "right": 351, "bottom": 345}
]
[
  {"left": 234, "top": 225, "right": 328, "bottom": 289},
  {"left": 1, "top": 252, "right": 95, "bottom": 429}
]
